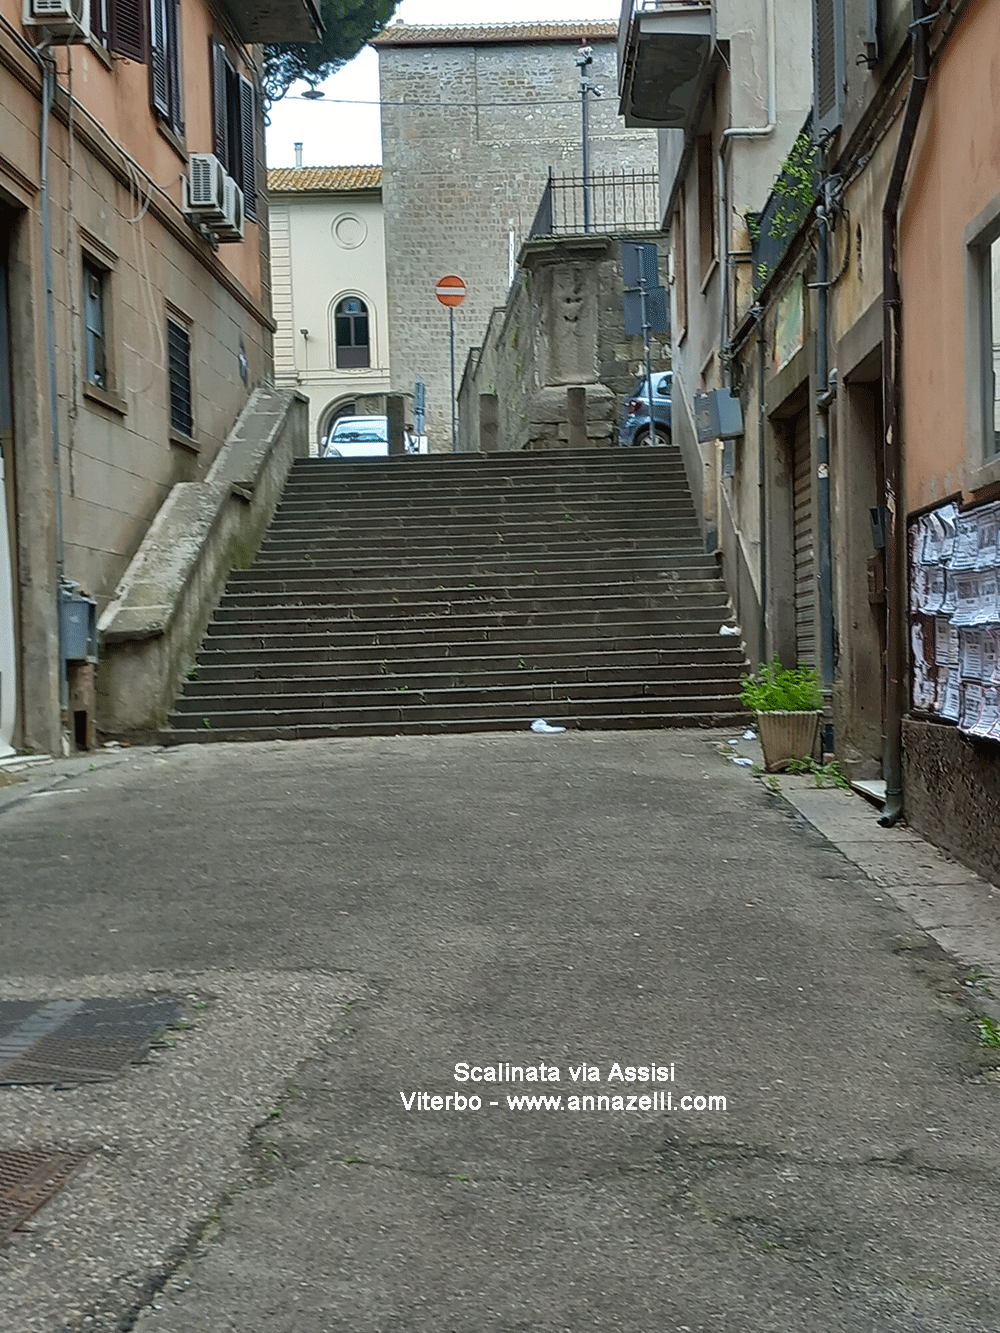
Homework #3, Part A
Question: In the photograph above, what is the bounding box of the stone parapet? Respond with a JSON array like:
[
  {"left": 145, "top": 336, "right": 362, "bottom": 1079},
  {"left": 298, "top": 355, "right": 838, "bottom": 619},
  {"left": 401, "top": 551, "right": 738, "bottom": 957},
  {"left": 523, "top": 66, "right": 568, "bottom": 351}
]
[
  {"left": 902, "top": 719, "right": 1000, "bottom": 886},
  {"left": 96, "top": 388, "right": 308, "bottom": 735}
]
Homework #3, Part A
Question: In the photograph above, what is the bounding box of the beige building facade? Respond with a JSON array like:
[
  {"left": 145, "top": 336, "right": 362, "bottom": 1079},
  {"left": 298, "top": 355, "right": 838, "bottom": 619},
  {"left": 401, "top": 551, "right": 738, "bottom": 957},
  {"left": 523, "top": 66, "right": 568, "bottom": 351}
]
[
  {"left": 268, "top": 164, "right": 391, "bottom": 453},
  {"left": 0, "top": 0, "right": 319, "bottom": 754}
]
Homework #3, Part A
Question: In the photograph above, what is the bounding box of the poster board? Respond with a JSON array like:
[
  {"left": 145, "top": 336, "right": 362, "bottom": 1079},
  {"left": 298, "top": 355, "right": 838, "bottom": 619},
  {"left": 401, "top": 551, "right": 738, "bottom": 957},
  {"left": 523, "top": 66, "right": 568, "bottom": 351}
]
[{"left": 909, "top": 499, "right": 1000, "bottom": 741}]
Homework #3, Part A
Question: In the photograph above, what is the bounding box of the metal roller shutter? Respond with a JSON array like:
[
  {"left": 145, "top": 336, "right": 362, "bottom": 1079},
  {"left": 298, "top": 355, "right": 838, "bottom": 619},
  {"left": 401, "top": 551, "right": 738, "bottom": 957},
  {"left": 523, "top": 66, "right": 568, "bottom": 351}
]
[{"left": 793, "top": 409, "right": 816, "bottom": 668}]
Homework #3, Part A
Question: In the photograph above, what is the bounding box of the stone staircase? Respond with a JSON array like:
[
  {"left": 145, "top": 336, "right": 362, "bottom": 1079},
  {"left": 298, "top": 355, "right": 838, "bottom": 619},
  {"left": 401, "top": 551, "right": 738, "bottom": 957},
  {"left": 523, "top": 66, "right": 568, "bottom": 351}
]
[{"left": 162, "top": 450, "right": 749, "bottom": 743}]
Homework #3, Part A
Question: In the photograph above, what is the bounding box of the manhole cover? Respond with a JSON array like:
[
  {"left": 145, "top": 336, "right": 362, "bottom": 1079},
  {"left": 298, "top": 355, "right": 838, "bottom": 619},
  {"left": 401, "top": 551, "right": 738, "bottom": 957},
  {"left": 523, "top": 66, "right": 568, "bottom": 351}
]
[
  {"left": 0, "top": 996, "right": 181, "bottom": 1087},
  {"left": 0, "top": 1148, "right": 90, "bottom": 1244}
]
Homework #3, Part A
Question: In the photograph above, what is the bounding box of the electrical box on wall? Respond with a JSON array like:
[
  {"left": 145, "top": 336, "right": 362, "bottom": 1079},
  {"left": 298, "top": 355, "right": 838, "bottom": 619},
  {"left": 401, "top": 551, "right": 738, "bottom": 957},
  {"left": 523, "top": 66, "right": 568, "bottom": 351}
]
[{"left": 694, "top": 389, "right": 744, "bottom": 443}]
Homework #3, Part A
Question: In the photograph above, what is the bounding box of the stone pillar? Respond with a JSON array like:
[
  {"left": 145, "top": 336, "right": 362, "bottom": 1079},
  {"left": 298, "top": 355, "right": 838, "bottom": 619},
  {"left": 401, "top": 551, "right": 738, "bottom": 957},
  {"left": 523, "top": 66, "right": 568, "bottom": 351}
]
[
  {"left": 386, "top": 394, "right": 406, "bottom": 456},
  {"left": 567, "top": 386, "right": 587, "bottom": 449},
  {"left": 479, "top": 393, "right": 499, "bottom": 452}
]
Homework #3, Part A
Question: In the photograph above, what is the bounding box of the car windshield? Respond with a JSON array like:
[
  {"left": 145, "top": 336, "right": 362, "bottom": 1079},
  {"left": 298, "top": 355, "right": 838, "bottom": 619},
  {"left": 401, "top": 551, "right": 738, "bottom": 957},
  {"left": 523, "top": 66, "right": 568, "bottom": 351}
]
[{"left": 333, "top": 430, "right": 386, "bottom": 443}]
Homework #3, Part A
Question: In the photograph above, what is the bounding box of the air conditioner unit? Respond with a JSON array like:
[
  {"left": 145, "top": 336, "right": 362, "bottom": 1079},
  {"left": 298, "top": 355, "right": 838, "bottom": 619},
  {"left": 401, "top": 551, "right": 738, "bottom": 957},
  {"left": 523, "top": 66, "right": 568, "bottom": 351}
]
[
  {"left": 184, "top": 154, "right": 227, "bottom": 222},
  {"left": 22, "top": 0, "right": 89, "bottom": 42},
  {"left": 214, "top": 177, "right": 245, "bottom": 243}
]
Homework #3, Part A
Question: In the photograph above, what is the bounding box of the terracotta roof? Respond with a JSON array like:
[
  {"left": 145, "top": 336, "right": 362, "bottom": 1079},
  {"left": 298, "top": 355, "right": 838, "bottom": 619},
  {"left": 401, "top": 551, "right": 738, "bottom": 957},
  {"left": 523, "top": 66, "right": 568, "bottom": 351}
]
[
  {"left": 372, "top": 21, "right": 617, "bottom": 47},
  {"left": 266, "top": 166, "right": 382, "bottom": 193}
]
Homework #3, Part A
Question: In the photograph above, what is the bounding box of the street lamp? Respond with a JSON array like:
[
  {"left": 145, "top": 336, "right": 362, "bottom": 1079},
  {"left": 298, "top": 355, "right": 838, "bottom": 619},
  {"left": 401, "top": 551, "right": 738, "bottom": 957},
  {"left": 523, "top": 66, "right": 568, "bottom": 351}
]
[{"left": 574, "top": 45, "right": 603, "bottom": 233}]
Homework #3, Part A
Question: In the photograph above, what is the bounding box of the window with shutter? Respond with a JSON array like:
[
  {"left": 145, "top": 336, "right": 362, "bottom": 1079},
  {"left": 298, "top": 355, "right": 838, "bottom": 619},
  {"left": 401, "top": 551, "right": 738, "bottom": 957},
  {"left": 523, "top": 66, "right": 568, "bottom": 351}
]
[
  {"left": 167, "top": 318, "right": 193, "bottom": 438},
  {"left": 149, "top": 0, "right": 182, "bottom": 135},
  {"left": 813, "top": 0, "right": 846, "bottom": 137},
  {"left": 210, "top": 37, "right": 259, "bottom": 225},
  {"left": 109, "top": 0, "right": 145, "bottom": 62}
]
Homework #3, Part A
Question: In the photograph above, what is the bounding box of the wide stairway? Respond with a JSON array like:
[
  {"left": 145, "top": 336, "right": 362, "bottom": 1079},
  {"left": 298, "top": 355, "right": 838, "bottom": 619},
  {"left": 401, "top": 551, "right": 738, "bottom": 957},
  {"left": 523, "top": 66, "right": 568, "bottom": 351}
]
[{"left": 163, "top": 450, "right": 748, "bottom": 743}]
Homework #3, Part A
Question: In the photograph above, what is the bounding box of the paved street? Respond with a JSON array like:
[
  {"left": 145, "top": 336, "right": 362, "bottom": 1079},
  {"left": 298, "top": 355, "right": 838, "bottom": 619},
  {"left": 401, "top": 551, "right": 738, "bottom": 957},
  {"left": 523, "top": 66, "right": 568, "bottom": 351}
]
[{"left": 2, "top": 730, "right": 1000, "bottom": 1332}]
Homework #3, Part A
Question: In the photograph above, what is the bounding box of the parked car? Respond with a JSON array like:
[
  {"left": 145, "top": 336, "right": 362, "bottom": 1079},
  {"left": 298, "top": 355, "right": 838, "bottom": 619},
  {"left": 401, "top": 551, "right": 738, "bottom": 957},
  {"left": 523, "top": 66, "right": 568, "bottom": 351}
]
[
  {"left": 322, "top": 416, "right": 429, "bottom": 458},
  {"left": 323, "top": 415, "right": 389, "bottom": 459},
  {"left": 618, "top": 372, "right": 672, "bottom": 447}
]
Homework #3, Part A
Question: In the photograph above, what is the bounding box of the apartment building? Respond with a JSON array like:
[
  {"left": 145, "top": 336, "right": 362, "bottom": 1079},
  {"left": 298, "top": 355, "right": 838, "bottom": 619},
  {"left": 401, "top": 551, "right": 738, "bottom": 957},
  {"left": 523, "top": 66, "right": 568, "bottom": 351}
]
[{"left": 0, "top": 0, "right": 320, "bottom": 753}]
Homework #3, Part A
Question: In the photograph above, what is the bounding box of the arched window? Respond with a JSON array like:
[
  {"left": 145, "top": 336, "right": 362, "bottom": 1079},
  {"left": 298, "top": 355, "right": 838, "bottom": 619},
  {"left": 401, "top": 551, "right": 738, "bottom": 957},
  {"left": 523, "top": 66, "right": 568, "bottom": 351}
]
[{"left": 335, "top": 296, "right": 370, "bottom": 369}]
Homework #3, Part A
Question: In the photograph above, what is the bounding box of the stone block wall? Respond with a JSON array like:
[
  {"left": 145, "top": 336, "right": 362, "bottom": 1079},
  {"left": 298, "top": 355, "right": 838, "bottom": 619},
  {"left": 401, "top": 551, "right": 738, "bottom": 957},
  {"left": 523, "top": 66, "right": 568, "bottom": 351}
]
[
  {"left": 459, "top": 234, "right": 669, "bottom": 452},
  {"left": 378, "top": 35, "right": 658, "bottom": 451},
  {"left": 903, "top": 719, "right": 1000, "bottom": 886}
]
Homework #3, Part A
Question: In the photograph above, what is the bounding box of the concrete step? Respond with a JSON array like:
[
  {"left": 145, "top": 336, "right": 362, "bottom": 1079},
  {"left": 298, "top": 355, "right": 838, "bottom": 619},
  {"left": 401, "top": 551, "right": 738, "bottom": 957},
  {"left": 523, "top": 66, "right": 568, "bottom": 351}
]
[
  {"left": 275, "top": 481, "right": 695, "bottom": 509},
  {"left": 226, "top": 552, "right": 721, "bottom": 586},
  {"left": 265, "top": 505, "right": 700, "bottom": 533},
  {"left": 189, "top": 639, "right": 745, "bottom": 674},
  {"left": 201, "top": 618, "right": 736, "bottom": 655},
  {"left": 162, "top": 709, "right": 750, "bottom": 745},
  {"left": 222, "top": 571, "right": 725, "bottom": 602},
  {"left": 210, "top": 590, "right": 731, "bottom": 625},
  {"left": 204, "top": 605, "right": 733, "bottom": 645},
  {"left": 179, "top": 661, "right": 744, "bottom": 700},
  {"left": 171, "top": 675, "right": 747, "bottom": 715},
  {"left": 253, "top": 537, "right": 705, "bottom": 566},
  {"left": 166, "top": 690, "right": 747, "bottom": 735},
  {"left": 192, "top": 630, "right": 741, "bottom": 666},
  {"left": 166, "top": 449, "right": 746, "bottom": 744}
]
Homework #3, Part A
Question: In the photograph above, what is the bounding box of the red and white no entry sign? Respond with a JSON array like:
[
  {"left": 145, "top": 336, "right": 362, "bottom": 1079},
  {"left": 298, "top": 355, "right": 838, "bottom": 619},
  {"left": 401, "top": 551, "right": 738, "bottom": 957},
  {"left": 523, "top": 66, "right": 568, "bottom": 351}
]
[{"left": 435, "top": 274, "right": 468, "bottom": 307}]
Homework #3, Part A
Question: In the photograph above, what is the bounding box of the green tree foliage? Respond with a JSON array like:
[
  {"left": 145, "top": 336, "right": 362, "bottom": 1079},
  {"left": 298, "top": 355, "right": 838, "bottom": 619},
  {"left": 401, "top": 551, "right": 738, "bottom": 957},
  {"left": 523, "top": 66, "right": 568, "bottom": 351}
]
[{"left": 263, "top": 0, "right": 400, "bottom": 104}]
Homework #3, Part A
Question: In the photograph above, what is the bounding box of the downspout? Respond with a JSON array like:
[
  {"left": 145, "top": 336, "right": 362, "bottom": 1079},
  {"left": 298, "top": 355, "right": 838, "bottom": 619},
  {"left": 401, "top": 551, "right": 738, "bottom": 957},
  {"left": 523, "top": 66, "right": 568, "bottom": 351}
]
[
  {"left": 753, "top": 303, "right": 767, "bottom": 663},
  {"left": 36, "top": 46, "right": 69, "bottom": 718},
  {"left": 880, "top": 0, "right": 930, "bottom": 826},
  {"left": 815, "top": 180, "right": 836, "bottom": 745},
  {"left": 723, "top": 0, "right": 776, "bottom": 141}
]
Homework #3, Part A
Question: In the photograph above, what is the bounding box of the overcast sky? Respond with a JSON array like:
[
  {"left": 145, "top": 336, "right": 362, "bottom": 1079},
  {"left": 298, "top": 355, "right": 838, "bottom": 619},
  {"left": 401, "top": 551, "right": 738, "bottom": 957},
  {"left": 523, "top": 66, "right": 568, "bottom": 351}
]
[{"left": 265, "top": 1, "right": 620, "bottom": 168}]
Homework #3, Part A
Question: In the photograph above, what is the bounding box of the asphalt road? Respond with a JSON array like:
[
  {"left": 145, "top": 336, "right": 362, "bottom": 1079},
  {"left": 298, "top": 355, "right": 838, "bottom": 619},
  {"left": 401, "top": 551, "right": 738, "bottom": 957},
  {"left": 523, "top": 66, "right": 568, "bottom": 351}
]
[{"left": 2, "top": 730, "right": 1000, "bottom": 1332}]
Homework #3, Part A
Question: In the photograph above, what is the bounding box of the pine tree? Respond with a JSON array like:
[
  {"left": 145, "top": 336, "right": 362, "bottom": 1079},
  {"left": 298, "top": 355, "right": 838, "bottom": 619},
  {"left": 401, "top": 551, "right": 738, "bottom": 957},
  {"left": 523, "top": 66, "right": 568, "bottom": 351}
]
[{"left": 263, "top": 0, "right": 400, "bottom": 104}]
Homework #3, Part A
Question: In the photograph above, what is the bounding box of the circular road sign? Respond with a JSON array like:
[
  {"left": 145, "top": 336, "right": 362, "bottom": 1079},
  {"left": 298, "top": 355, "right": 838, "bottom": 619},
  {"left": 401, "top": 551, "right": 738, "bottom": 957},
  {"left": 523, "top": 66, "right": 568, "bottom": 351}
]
[{"left": 435, "top": 275, "right": 468, "bottom": 307}]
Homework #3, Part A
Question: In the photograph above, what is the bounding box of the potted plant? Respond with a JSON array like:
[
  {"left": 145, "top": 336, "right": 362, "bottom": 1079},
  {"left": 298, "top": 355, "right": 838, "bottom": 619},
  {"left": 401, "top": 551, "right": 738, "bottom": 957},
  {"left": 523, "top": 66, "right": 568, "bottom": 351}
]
[{"left": 740, "top": 656, "right": 823, "bottom": 772}]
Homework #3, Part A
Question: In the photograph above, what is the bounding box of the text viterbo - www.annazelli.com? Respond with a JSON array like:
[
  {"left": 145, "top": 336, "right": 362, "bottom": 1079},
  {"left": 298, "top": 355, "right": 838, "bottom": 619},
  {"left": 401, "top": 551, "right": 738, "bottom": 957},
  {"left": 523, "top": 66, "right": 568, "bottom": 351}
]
[{"left": 398, "top": 1062, "right": 727, "bottom": 1114}]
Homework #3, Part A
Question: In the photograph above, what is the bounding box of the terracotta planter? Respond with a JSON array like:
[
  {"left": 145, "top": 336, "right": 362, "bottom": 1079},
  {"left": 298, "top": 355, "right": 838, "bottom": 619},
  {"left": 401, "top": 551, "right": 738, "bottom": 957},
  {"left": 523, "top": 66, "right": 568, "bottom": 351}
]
[{"left": 756, "top": 711, "right": 821, "bottom": 772}]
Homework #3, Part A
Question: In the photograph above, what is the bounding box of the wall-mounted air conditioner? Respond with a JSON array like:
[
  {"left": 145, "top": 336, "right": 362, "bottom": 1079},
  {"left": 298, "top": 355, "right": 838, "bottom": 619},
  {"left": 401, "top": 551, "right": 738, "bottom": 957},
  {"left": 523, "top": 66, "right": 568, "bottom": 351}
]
[
  {"left": 214, "top": 177, "right": 245, "bottom": 243},
  {"left": 184, "top": 154, "right": 227, "bottom": 223},
  {"left": 22, "top": 0, "right": 89, "bottom": 42}
]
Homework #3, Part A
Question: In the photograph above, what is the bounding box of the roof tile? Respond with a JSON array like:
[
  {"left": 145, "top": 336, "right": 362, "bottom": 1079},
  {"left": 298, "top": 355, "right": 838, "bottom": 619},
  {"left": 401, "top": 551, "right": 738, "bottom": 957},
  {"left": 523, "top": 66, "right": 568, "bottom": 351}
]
[
  {"left": 266, "top": 166, "right": 383, "bottom": 193},
  {"left": 372, "top": 21, "right": 617, "bottom": 47}
]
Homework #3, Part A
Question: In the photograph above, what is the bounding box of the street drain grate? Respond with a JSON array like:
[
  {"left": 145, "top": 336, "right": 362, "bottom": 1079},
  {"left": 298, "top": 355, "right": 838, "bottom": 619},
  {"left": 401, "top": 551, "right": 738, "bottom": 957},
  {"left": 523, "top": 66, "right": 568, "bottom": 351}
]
[
  {"left": 0, "top": 996, "right": 182, "bottom": 1087},
  {"left": 0, "top": 1148, "right": 90, "bottom": 1244}
]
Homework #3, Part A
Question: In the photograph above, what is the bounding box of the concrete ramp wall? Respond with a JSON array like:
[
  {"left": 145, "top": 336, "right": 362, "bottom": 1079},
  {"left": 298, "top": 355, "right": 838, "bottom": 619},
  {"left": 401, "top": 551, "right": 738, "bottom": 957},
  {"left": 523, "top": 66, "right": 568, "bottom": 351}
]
[{"left": 97, "top": 388, "right": 308, "bottom": 736}]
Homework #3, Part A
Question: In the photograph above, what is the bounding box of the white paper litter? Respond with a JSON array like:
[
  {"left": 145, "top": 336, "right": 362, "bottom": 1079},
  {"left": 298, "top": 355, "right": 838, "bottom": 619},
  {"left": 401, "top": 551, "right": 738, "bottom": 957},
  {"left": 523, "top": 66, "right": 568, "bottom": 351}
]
[
  {"left": 732, "top": 756, "right": 754, "bottom": 767},
  {"left": 743, "top": 729, "right": 756, "bottom": 740},
  {"left": 719, "top": 625, "right": 740, "bottom": 636},
  {"left": 530, "top": 719, "right": 566, "bottom": 734}
]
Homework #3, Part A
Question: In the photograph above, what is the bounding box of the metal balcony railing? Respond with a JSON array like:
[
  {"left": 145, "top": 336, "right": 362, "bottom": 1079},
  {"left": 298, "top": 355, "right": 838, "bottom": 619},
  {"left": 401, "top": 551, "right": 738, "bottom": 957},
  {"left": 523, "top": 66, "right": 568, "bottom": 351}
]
[{"left": 529, "top": 170, "right": 661, "bottom": 241}]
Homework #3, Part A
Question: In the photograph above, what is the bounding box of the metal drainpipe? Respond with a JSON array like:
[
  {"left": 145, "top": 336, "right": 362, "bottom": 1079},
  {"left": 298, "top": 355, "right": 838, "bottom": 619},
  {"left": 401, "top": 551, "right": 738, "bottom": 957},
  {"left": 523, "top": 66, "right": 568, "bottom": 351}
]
[
  {"left": 723, "top": 0, "right": 776, "bottom": 141},
  {"left": 879, "top": 0, "right": 930, "bottom": 827},
  {"left": 815, "top": 181, "right": 836, "bottom": 747},
  {"left": 753, "top": 303, "right": 767, "bottom": 664},
  {"left": 38, "top": 47, "right": 69, "bottom": 717}
]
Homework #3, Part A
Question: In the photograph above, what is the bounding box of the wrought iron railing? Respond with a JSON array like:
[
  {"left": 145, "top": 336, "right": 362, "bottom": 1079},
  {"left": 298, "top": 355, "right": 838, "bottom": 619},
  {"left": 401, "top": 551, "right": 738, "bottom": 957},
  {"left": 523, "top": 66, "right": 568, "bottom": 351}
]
[{"left": 528, "top": 169, "right": 661, "bottom": 241}]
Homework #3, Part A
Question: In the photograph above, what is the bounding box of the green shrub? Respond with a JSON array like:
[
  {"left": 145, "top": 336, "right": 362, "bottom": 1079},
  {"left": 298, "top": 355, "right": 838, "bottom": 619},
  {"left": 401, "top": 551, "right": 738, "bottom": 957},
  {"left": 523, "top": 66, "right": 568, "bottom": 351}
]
[{"left": 739, "top": 656, "right": 822, "bottom": 713}]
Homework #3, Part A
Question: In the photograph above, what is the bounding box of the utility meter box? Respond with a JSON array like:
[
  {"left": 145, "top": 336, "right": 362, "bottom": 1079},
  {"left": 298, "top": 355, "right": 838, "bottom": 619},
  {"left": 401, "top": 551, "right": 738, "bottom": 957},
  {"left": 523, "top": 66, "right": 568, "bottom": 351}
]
[
  {"left": 694, "top": 389, "right": 744, "bottom": 442},
  {"left": 60, "top": 588, "right": 97, "bottom": 662}
]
